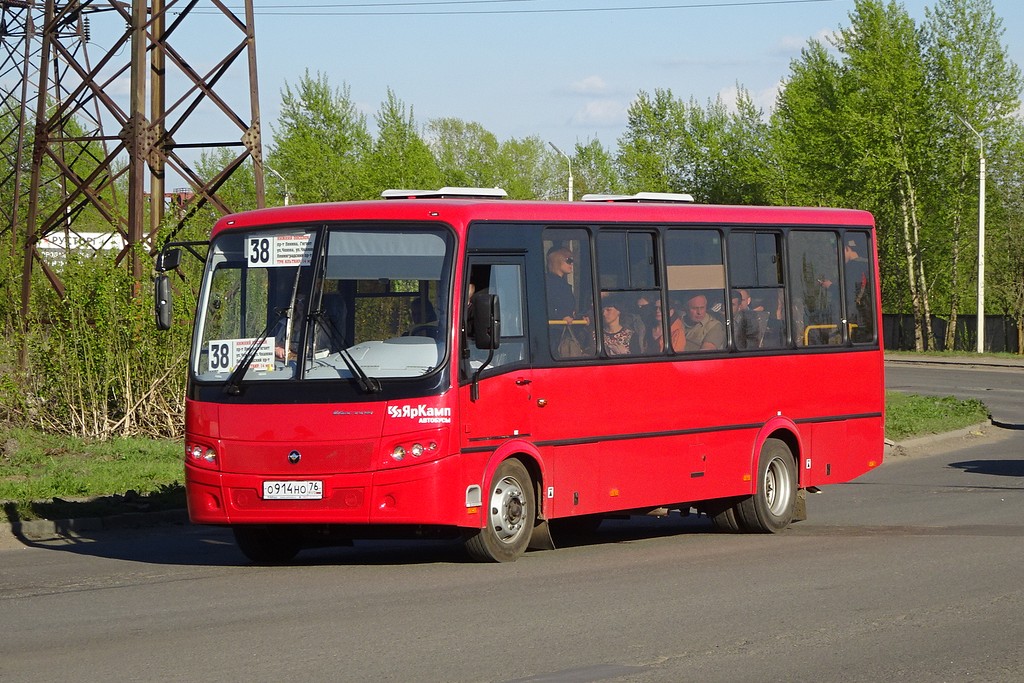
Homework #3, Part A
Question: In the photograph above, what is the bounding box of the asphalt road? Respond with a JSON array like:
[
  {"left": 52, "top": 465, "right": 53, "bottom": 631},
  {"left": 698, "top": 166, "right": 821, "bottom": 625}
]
[
  {"left": 3, "top": 435, "right": 1024, "bottom": 680},
  {"left": 885, "top": 355, "right": 1024, "bottom": 428},
  {"left": 1, "top": 359, "right": 1022, "bottom": 682}
]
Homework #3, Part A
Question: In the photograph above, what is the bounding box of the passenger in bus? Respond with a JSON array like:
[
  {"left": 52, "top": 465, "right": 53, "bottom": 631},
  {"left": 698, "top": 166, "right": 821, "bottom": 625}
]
[
  {"left": 844, "top": 237, "right": 873, "bottom": 341},
  {"left": 274, "top": 293, "right": 307, "bottom": 361},
  {"left": 405, "top": 295, "right": 440, "bottom": 338},
  {"left": 314, "top": 290, "right": 349, "bottom": 351},
  {"left": 683, "top": 293, "right": 726, "bottom": 350},
  {"left": 757, "top": 289, "right": 787, "bottom": 348},
  {"left": 546, "top": 247, "right": 579, "bottom": 323},
  {"left": 626, "top": 295, "right": 659, "bottom": 354},
  {"left": 731, "top": 289, "right": 760, "bottom": 350},
  {"left": 600, "top": 294, "right": 640, "bottom": 355},
  {"left": 649, "top": 299, "right": 686, "bottom": 352}
]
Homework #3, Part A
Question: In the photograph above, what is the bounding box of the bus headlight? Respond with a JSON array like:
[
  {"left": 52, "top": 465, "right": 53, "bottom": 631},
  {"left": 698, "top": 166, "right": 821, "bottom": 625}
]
[
  {"left": 385, "top": 434, "right": 442, "bottom": 467},
  {"left": 186, "top": 442, "right": 218, "bottom": 467}
]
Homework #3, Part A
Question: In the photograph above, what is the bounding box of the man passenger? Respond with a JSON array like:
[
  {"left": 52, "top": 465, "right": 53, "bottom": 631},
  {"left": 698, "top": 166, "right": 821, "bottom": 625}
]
[
  {"left": 731, "top": 289, "right": 759, "bottom": 350},
  {"left": 683, "top": 293, "right": 725, "bottom": 351}
]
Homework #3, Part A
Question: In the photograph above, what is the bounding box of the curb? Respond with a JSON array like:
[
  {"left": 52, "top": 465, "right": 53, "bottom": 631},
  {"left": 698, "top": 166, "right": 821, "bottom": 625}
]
[
  {"left": 883, "top": 420, "right": 992, "bottom": 458},
  {"left": 0, "top": 509, "right": 189, "bottom": 549},
  {"left": 884, "top": 355, "right": 1024, "bottom": 370}
]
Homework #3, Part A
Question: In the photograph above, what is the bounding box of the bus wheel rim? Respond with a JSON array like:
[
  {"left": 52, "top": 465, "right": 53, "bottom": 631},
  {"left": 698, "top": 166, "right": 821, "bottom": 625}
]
[
  {"left": 489, "top": 475, "right": 526, "bottom": 543},
  {"left": 764, "top": 456, "right": 790, "bottom": 515}
]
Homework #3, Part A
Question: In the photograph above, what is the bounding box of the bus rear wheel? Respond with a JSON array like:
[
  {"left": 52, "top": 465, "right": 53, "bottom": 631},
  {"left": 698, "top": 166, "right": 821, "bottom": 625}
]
[
  {"left": 465, "top": 458, "right": 535, "bottom": 562},
  {"left": 709, "top": 501, "right": 743, "bottom": 532},
  {"left": 737, "top": 438, "right": 797, "bottom": 533},
  {"left": 232, "top": 525, "right": 302, "bottom": 564}
]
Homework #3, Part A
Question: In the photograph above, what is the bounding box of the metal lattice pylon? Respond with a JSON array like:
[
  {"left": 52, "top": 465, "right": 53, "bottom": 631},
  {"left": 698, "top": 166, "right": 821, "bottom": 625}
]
[
  {"left": 12, "top": 0, "right": 265, "bottom": 344},
  {"left": 0, "top": 1, "right": 39, "bottom": 260}
]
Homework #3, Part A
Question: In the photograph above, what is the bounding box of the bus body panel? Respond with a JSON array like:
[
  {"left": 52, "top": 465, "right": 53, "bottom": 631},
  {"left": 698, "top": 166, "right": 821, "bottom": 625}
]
[
  {"left": 180, "top": 197, "right": 885, "bottom": 547},
  {"left": 184, "top": 397, "right": 469, "bottom": 527},
  {"left": 185, "top": 455, "right": 470, "bottom": 526},
  {"left": 506, "top": 349, "right": 882, "bottom": 519}
]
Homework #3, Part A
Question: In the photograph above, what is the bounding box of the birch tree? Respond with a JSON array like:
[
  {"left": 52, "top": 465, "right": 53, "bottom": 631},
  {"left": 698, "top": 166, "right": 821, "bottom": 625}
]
[{"left": 922, "top": 0, "right": 1023, "bottom": 347}]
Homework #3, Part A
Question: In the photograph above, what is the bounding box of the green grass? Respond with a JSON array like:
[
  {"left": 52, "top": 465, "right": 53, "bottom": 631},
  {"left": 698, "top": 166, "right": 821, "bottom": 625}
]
[
  {"left": 0, "top": 390, "right": 992, "bottom": 521},
  {"left": 0, "top": 427, "right": 184, "bottom": 522},
  {"left": 884, "top": 391, "right": 989, "bottom": 441}
]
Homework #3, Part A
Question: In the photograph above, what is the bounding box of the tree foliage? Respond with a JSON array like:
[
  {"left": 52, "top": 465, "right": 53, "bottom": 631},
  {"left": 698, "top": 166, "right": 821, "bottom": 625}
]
[
  {"left": 368, "top": 89, "right": 442, "bottom": 192},
  {"left": 3, "top": 0, "right": 1024, "bottom": 441},
  {"left": 267, "top": 70, "right": 373, "bottom": 202}
]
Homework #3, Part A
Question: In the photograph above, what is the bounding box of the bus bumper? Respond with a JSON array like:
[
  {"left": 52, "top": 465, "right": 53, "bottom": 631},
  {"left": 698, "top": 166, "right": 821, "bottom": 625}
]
[{"left": 185, "top": 455, "right": 472, "bottom": 528}]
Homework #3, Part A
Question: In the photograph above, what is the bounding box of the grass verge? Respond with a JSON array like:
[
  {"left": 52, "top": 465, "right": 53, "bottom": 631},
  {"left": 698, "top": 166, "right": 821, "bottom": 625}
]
[
  {"left": 0, "top": 391, "right": 992, "bottom": 522},
  {"left": 1, "top": 427, "right": 184, "bottom": 523},
  {"left": 884, "top": 391, "right": 989, "bottom": 442}
]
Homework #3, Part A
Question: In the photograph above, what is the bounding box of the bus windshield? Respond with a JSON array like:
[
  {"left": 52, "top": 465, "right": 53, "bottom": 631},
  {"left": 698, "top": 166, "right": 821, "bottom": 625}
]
[{"left": 191, "top": 225, "right": 452, "bottom": 384}]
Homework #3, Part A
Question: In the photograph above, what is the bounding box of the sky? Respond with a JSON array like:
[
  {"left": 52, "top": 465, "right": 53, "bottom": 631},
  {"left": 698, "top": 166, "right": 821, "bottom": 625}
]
[
  {"left": 240, "top": 0, "right": 1024, "bottom": 151},
  {"left": 70, "top": 0, "right": 1024, "bottom": 184}
]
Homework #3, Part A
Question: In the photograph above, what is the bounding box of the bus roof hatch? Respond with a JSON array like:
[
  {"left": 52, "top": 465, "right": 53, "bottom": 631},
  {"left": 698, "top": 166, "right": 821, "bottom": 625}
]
[
  {"left": 581, "top": 191, "right": 695, "bottom": 204},
  {"left": 381, "top": 187, "right": 508, "bottom": 200}
]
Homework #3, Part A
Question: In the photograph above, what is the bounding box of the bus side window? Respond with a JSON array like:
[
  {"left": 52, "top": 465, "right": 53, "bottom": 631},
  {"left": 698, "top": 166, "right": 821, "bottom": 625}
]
[
  {"left": 597, "top": 230, "right": 658, "bottom": 356},
  {"left": 465, "top": 263, "right": 528, "bottom": 374},
  {"left": 789, "top": 231, "right": 842, "bottom": 347},
  {"left": 665, "top": 229, "right": 727, "bottom": 352},
  {"left": 844, "top": 231, "right": 875, "bottom": 343},
  {"left": 544, "top": 228, "right": 596, "bottom": 359},
  {"left": 727, "top": 231, "right": 787, "bottom": 349}
]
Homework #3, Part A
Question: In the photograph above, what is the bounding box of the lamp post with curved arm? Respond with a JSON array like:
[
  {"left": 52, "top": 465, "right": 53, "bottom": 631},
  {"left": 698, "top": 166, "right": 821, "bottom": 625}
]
[
  {"left": 265, "top": 165, "right": 291, "bottom": 206},
  {"left": 548, "top": 142, "right": 573, "bottom": 202},
  {"left": 957, "top": 115, "right": 985, "bottom": 354}
]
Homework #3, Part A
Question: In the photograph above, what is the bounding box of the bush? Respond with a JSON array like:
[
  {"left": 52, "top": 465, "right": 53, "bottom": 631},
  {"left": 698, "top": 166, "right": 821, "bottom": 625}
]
[{"left": 2, "top": 245, "right": 196, "bottom": 440}]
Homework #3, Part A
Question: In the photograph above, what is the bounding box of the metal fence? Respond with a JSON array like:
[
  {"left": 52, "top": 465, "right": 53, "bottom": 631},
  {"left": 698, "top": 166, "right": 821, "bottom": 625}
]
[{"left": 882, "top": 314, "right": 1021, "bottom": 353}]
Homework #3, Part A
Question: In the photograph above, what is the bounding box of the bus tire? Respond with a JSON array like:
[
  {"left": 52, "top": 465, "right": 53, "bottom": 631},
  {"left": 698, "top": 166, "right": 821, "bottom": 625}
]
[
  {"left": 737, "top": 438, "right": 797, "bottom": 533},
  {"left": 710, "top": 502, "right": 743, "bottom": 532},
  {"left": 232, "top": 525, "right": 302, "bottom": 564},
  {"left": 465, "top": 458, "right": 535, "bottom": 562}
]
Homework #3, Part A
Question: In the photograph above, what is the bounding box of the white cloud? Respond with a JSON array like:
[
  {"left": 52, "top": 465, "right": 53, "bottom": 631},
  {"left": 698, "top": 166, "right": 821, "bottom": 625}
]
[
  {"left": 777, "top": 35, "right": 808, "bottom": 52},
  {"left": 571, "top": 99, "right": 628, "bottom": 128},
  {"left": 569, "top": 76, "right": 610, "bottom": 96}
]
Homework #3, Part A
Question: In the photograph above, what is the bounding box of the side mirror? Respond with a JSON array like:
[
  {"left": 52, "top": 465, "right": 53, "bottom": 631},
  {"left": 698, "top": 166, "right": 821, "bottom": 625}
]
[
  {"left": 471, "top": 291, "right": 500, "bottom": 350},
  {"left": 156, "top": 247, "right": 181, "bottom": 272},
  {"left": 155, "top": 275, "right": 172, "bottom": 330}
]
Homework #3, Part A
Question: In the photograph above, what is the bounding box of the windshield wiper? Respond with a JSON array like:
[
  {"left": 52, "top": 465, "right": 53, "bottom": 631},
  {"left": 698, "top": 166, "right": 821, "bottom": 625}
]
[
  {"left": 223, "top": 308, "right": 288, "bottom": 395},
  {"left": 338, "top": 347, "right": 382, "bottom": 394},
  {"left": 311, "top": 309, "right": 381, "bottom": 393}
]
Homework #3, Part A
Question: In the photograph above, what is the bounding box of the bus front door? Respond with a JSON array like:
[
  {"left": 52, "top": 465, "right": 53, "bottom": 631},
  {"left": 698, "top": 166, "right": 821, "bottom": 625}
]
[{"left": 459, "top": 259, "right": 534, "bottom": 452}]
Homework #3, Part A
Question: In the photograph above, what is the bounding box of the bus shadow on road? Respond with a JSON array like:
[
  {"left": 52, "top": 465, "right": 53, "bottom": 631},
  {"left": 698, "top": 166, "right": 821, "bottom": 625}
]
[
  {"left": 3, "top": 522, "right": 252, "bottom": 567},
  {"left": 948, "top": 459, "right": 1024, "bottom": 478},
  {"left": 547, "top": 514, "right": 715, "bottom": 550},
  {"left": 7, "top": 514, "right": 721, "bottom": 567}
]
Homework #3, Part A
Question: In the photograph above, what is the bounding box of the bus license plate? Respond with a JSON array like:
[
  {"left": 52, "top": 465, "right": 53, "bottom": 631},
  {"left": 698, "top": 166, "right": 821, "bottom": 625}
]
[{"left": 262, "top": 480, "right": 324, "bottom": 500}]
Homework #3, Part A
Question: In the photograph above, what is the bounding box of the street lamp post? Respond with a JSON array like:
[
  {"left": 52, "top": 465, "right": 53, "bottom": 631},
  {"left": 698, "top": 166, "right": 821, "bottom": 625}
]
[
  {"left": 265, "top": 165, "right": 291, "bottom": 206},
  {"left": 957, "top": 116, "right": 986, "bottom": 354},
  {"left": 548, "top": 142, "right": 573, "bottom": 201}
]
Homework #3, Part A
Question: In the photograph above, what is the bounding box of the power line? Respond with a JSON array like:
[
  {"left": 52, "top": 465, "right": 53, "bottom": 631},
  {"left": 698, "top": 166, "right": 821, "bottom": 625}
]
[{"left": 192, "top": 0, "right": 848, "bottom": 17}]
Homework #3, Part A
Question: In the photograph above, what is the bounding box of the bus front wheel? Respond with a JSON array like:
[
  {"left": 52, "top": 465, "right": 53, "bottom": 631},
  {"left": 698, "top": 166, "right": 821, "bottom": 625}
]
[
  {"left": 465, "top": 458, "right": 535, "bottom": 562},
  {"left": 737, "top": 438, "right": 797, "bottom": 533}
]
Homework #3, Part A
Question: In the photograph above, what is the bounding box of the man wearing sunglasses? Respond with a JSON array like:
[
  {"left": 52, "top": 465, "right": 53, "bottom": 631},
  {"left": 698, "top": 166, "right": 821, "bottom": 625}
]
[{"left": 546, "top": 247, "right": 578, "bottom": 323}]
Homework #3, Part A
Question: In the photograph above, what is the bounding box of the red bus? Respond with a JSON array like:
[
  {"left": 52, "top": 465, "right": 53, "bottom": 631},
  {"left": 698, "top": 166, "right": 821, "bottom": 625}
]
[{"left": 155, "top": 188, "right": 884, "bottom": 562}]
